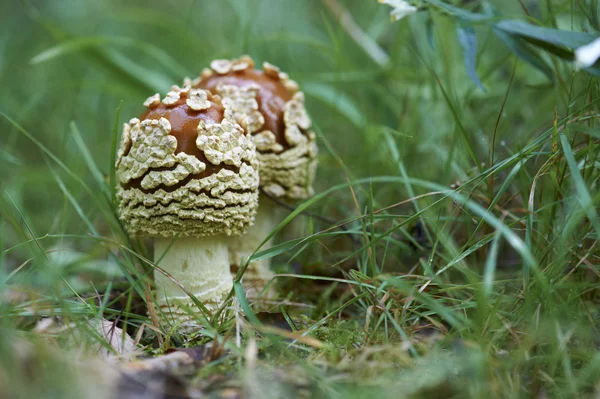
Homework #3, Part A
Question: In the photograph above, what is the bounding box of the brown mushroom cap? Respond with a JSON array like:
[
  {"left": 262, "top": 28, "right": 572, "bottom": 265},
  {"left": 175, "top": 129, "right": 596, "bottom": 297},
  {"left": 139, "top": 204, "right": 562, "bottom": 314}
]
[
  {"left": 141, "top": 96, "right": 225, "bottom": 160},
  {"left": 126, "top": 94, "right": 229, "bottom": 191},
  {"left": 115, "top": 87, "right": 260, "bottom": 237},
  {"left": 197, "top": 69, "right": 292, "bottom": 147}
]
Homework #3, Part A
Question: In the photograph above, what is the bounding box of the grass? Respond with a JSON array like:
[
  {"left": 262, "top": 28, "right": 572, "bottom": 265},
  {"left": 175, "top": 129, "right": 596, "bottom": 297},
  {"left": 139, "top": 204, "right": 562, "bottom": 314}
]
[{"left": 1, "top": 0, "right": 600, "bottom": 397}]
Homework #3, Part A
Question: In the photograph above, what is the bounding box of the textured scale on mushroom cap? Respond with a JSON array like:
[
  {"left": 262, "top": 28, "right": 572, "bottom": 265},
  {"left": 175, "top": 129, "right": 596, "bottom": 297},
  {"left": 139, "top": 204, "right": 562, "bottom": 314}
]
[
  {"left": 195, "top": 55, "right": 318, "bottom": 200},
  {"left": 216, "top": 84, "right": 264, "bottom": 134},
  {"left": 116, "top": 86, "right": 259, "bottom": 238},
  {"left": 116, "top": 118, "right": 206, "bottom": 189}
]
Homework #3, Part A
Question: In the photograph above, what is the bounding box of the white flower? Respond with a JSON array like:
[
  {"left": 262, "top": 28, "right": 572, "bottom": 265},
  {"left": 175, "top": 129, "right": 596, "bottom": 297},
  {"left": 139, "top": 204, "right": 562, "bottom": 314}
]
[
  {"left": 379, "top": 0, "right": 418, "bottom": 22},
  {"left": 575, "top": 37, "right": 600, "bottom": 69}
]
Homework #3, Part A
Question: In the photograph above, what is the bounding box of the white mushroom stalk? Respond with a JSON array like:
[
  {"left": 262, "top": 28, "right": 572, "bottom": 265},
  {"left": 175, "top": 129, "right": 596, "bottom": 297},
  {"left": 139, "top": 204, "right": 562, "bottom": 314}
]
[
  {"left": 115, "top": 86, "right": 259, "bottom": 328},
  {"left": 153, "top": 235, "right": 231, "bottom": 318},
  {"left": 195, "top": 56, "right": 318, "bottom": 299}
]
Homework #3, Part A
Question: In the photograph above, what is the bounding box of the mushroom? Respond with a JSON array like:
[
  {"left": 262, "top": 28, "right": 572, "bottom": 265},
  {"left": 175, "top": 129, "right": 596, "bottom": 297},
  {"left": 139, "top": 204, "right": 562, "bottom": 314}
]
[
  {"left": 115, "top": 85, "right": 260, "bottom": 326},
  {"left": 192, "top": 56, "right": 318, "bottom": 297}
]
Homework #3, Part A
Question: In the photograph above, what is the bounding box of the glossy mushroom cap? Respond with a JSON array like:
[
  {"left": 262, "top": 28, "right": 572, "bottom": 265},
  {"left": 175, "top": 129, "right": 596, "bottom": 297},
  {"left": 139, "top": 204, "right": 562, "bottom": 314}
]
[
  {"left": 115, "top": 86, "right": 260, "bottom": 237},
  {"left": 192, "top": 56, "right": 318, "bottom": 200},
  {"left": 199, "top": 67, "right": 291, "bottom": 143}
]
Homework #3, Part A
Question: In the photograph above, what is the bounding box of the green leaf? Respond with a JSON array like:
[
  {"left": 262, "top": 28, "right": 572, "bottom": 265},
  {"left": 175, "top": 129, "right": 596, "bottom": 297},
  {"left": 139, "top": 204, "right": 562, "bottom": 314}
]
[
  {"left": 30, "top": 36, "right": 189, "bottom": 78},
  {"left": 483, "top": 229, "right": 502, "bottom": 298},
  {"left": 426, "top": 15, "right": 436, "bottom": 49},
  {"left": 69, "top": 122, "right": 111, "bottom": 200},
  {"left": 559, "top": 134, "right": 600, "bottom": 238},
  {"left": 457, "top": 25, "right": 486, "bottom": 91},
  {"left": 493, "top": 21, "right": 600, "bottom": 76},
  {"left": 250, "top": 237, "right": 307, "bottom": 263},
  {"left": 423, "top": 0, "right": 490, "bottom": 22},
  {"left": 101, "top": 49, "right": 173, "bottom": 93},
  {"left": 592, "top": 0, "right": 600, "bottom": 31},
  {"left": 234, "top": 281, "right": 260, "bottom": 325},
  {"left": 30, "top": 36, "right": 185, "bottom": 93},
  {"left": 495, "top": 20, "right": 596, "bottom": 49},
  {"left": 109, "top": 102, "right": 123, "bottom": 204},
  {"left": 493, "top": 28, "right": 554, "bottom": 81}
]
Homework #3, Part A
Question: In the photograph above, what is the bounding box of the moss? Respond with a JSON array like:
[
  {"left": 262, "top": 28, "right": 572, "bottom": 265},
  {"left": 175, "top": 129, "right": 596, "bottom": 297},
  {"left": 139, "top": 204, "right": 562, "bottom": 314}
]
[{"left": 310, "top": 320, "right": 365, "bottom": 351}]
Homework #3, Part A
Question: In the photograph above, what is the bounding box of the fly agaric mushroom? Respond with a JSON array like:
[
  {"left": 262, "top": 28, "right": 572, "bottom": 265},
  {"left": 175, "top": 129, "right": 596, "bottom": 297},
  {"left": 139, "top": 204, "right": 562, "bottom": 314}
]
[
  {"left": 115, "top": 85, "right": 259, "bottom": 325},
  {"left": 191, "top": 55, "right": 318, "bottom": 297}
]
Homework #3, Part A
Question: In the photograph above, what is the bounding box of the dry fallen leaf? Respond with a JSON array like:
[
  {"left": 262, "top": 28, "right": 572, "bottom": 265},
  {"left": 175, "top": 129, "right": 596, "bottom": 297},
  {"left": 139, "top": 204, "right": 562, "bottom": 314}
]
[
  {"left": 34, "top": 317, "right": 138, "bottom": 362},
  {"left": 90, "top": 318, "right": 138, "bottom": 361}
]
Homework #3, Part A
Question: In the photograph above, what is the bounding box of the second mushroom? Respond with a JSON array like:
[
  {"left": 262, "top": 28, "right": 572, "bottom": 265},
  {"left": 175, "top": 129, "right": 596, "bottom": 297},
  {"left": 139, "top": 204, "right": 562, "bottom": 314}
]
[{"left": 190, "top": 55, "right": 318, "bottom": 298}]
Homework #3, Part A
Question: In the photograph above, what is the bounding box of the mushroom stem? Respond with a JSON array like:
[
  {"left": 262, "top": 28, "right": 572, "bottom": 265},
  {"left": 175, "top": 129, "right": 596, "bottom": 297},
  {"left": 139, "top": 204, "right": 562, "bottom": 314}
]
[
  {"left": 228, "top": 194, "right": 277, "bottom": 298},
  {"left": 154, "top": 236, "right": 233, "bottom": 323}
]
